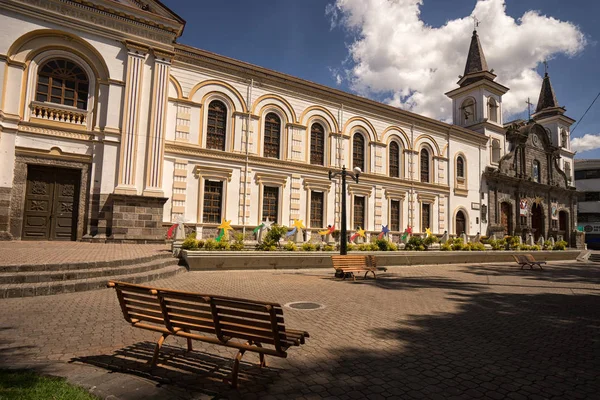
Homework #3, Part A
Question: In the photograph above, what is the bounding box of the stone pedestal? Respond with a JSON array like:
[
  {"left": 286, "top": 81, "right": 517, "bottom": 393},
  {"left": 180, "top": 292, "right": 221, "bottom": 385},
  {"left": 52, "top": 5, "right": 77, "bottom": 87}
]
[{"left": 108, "top": 194, "right": 168, "bottom": 243}]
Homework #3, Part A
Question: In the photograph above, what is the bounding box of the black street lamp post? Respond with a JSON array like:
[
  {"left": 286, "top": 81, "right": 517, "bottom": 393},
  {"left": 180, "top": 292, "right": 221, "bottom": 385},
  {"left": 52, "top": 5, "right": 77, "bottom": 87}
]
[{"left": 328, "top": 166, "right": 361, "bottom": 255}]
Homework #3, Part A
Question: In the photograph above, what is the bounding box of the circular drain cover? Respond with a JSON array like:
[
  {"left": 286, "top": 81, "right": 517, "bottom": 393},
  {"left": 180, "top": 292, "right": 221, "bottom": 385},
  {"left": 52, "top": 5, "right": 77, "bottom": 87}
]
[{"left": 285, "top": 302, "right": 325, "bottom": 310}]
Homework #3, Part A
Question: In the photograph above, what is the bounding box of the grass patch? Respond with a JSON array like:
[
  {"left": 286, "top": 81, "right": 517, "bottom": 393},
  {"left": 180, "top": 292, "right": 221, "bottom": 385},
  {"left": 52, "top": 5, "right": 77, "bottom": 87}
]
[{"left": 0, "top": 369, "right": 97, "bottom": 400}]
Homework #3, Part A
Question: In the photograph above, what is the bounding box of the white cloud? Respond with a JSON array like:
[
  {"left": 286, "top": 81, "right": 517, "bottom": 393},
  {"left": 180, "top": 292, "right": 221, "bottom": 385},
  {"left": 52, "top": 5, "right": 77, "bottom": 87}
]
[
  {"left": 571, "top": 134, "right": 600, "bottom": 153},
  {"left": 327, "top": 0, "right": 587, "bottom": 121}
]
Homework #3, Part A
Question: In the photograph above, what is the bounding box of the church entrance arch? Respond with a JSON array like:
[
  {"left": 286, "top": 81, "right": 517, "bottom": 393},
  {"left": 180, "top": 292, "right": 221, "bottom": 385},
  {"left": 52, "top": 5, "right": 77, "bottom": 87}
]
[
  {"left": 500, "top": 202, "right": 512, "bottom": 235},
  {"left": 455, "top": 210, "right": 466, "bottom": 236},
  {"left": 531, "top": 203, "right": 544, "bottom": 240}
]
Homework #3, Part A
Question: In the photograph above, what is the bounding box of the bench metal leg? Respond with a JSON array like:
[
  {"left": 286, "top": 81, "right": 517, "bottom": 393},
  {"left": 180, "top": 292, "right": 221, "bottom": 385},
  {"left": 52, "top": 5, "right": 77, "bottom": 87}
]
[
  {"left": 228, "top": 340, "right": 267, "bottom": 388},
  {"left": 150, "top": 333, "right": 170, "bottom": 367},
  {"left": 184, "top": 329, "right": 193, "bottom": 352},
  {"left": 364, "top": 270, "right": 377, "bottom": 279}
]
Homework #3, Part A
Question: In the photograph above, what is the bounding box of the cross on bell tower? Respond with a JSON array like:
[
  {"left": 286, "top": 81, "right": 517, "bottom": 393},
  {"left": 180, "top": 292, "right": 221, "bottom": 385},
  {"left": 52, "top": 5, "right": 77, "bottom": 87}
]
[{"left": 526, "top": 98, "right": 534, "bottom": 121}]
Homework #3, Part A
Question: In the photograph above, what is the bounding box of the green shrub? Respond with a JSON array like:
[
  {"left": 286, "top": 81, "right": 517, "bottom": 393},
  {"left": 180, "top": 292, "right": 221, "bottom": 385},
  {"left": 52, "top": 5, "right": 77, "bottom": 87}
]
[
  {"left": 283, "top": 241, "right": 298, "bottom": 251},
  {"left": 255, "top": 225, "right": 289, "bottom": 251},
  {"left": 228, "top": 233, "right": 244, "bottom": 251},
  {"left": 215, "top": 240, "right": 230, "bottom": 251},
  {"left": 508, "top": 236, "right": 521, "bottom": 250},
  {"left": 543, "top": 240, "right": 552, "bottom": 250},
  {"left": 373, "top": 239, "right": 392, "bottom": 251},
  {"left": 204, "top": 239, "right": 217, "bottom": 250},
  {"left": 553, "top": 240, "right": 567, "bottom": 251},
  {"left": 519, "top": 244, "right": 530, "bottom": 251},
  {"left": 489, "top": 239, "right": 506, "bottom": 251},
  {"left": 181, "top": 237, "right": 198, "bottom": 250},
  {"left": 301, "top": 242, "right": 317, "bottom": 251},
  {"left": 196, "top": 239, "right": 205, "bottom": 249},
  {"left": 451, "top": 238, "right": 464, "bottom": 251},
  {"left": 322, "top": 244, "right": 335, "bottom": 251},
  {"left": 357, "top": 243, "right": 370, "bottom": 251},
  {"left": 441, "top": 243, "right": 452, "bottom": 251},
  {"left": 405, "top": 236, "right": 424, "bottom": 251},
  {"left": 466, "top": 242, "right": 485, "bottom": 251},
  {"left": 531, "top": 245, "right": 541, "bottom": 251},
  {"left": 346, "top": 243, "right": 356, "bottom": 252},
  {"left": 416, "top": 244, "right": 425, "bottom": 251},
  {"left": 423, "top": 235, "right": 439, "bottom": 248},
  {"left": 389, "top": 242, "right": 398, "bottom": 251}
]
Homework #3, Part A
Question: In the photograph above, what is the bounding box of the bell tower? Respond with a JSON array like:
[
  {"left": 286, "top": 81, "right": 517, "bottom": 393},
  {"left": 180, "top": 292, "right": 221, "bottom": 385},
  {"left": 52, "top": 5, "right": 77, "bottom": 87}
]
[
  {"left": 445, "top": 27, "right": 509, "bottom": 164},
  {"left": 532, "top": 65, "right": 576, "bottom": 184}
]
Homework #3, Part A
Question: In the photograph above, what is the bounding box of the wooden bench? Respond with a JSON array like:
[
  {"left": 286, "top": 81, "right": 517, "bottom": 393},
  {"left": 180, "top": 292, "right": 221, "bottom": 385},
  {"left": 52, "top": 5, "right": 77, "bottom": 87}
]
[
  {"left": 513, "top": 254, "right": 546, "bottom": 270},
  {"left": 331, "top": 255, "right": 381, "bottom": 280},
  {"left": 107, "top": 281, "right": 309, "bottom": 388}
]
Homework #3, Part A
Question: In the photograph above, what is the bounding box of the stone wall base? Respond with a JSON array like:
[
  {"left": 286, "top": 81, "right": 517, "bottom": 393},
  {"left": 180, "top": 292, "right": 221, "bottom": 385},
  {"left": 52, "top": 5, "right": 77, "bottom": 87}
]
[
  {"left": 0, "top": 187, "right": 12, "bottom": 240},
  {"left": 108, "top": 194, "right": 167, "bottom": 242}
]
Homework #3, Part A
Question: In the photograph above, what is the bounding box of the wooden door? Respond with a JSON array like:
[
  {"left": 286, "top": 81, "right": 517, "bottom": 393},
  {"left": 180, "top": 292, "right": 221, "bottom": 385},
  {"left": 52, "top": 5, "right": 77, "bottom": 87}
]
[
  {"left": 501, "top": 202, "right": 512, "bottom": 235},
  {"left": 455, "top": 211, "right": 466, "bottom": 235},
  {"left": 531, "top": 203, "right": 544, "bottom": 240},
  {"left": 22, "top": 166, "right": 80, "bottom": 241}
]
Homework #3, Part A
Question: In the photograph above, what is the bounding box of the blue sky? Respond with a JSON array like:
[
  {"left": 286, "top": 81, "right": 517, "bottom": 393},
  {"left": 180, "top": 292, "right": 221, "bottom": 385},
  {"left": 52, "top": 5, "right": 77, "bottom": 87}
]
[{"left": 163, "top": 0, "right": 600, "bottom": 159}]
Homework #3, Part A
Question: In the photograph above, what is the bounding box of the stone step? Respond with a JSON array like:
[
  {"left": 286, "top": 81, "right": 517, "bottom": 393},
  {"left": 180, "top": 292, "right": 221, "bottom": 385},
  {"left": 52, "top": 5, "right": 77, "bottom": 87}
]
[
  {"left": 0, "top": 263, "right": 185, "bottom": 298},
  {"left": 0, "top": 252, "right": 173, "bottom": 273},
  {"left": 589, "top": 253, "right": 600, "bottom": 262},
  {"left": 0, "top": 258, "right": 178, "bottom": 284}
]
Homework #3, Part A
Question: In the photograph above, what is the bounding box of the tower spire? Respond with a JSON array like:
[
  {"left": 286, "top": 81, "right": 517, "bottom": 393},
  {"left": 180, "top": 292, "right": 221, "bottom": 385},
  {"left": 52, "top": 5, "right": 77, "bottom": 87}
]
[
  {"left": 463, "top": 28, "right": 489, "bottom": 77},
  {"left": 535, "top": 67, "right": 559, "bottom": 113}
]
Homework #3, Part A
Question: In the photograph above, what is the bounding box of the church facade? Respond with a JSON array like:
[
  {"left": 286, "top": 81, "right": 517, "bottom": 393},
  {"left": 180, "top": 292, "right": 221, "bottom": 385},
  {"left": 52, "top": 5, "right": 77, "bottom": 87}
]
[{"left": 0, "top": 0, "right": 580, "bottom": 246}]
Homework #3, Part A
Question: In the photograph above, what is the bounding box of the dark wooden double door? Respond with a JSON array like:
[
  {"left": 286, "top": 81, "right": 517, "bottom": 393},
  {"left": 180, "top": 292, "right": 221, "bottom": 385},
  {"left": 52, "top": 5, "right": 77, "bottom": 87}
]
[{"left": 22, "top": 166, "right": 80, "bottom": 241}]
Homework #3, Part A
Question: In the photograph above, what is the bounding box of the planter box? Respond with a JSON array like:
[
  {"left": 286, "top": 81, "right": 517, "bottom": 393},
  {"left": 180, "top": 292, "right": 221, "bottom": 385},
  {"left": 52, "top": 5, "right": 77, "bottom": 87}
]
[{"left": 182, "top": 250, "right": 581, "bottom": 271}]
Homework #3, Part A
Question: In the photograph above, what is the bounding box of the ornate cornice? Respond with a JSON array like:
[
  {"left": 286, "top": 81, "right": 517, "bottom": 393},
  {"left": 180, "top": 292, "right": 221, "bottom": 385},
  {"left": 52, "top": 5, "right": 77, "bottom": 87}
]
[
  {"left": 4, "top": 0, "right": 178, "bottom": 45},
  {"left": 18, "top": 122, "right": 93, "bottom": 141}
]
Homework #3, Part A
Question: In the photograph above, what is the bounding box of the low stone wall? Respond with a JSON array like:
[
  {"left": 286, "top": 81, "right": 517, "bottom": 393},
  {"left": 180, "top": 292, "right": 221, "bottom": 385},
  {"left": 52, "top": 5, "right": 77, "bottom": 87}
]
[
  {"left": 0, "top": 187, "right": 12, "bottom": 240},
  {"left": 109, "top": 194, "right": 168, "bottom": 242},
  {"left": 182, "top": 250, "right": 581, "bottom": 271}
]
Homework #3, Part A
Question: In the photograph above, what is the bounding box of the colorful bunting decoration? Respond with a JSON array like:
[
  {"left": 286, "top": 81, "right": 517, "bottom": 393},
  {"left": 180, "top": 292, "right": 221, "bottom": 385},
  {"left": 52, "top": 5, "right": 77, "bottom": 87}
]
[
  {"left": 350, "top": 227, "right": 366, "bottom": 243},
  {"left": 293, "top": 219, "right": 305, "bottom": 230},
  {"left": 285, "top": 227, "right": 297, "bottom": 238},
  {"left": 215, "top": 219, "right": 233, "bottom": 242},
  {"left": 377, "top": 224, "right": 390, "bottom": 239},
  {"left": 425, "top": 227, "right": 432, "bottom": 237},
  {"left": 318, "top": 225, "right": 335, "bottom": 236},
  {"left": 166, "top": 223, "right": 178, "bottom": 239},
  {"left": 253, "top": 223, "right": 265, "bottom": 234},
  {"left": 401, "top": 225, "right": 412, "bottom": 241}
]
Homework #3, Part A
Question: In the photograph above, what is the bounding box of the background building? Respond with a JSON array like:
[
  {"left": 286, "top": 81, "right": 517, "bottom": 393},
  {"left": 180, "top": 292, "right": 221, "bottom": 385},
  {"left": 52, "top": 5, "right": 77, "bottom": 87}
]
[
  {"left": 0, "top": 0, "right": 582, "bottom": 247},
  {"left": 575, "top": 159, "right": 600, "bottom": 249}
]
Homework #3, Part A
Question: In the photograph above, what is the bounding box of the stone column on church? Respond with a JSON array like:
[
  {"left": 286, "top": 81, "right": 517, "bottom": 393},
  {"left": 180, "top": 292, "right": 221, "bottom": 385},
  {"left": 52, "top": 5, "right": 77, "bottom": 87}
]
[
  {"left": 116, "top": 42, "right": 147, "bottom": 195},
  {"left": 143, "top": 49, "right": 172, "bottom": 197}
]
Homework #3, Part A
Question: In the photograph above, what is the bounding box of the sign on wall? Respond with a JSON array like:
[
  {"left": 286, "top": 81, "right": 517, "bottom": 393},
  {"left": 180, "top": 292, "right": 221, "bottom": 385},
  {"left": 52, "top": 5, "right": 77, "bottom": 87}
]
[
  {"left": 579, "top": 223, "right": 600, "bottom": 233},
  {"left": 519, "top": 199, "right": 528, "bottom": 216},
  {"left": 551, "top": 203, "right": 558, "bottom": 220}
]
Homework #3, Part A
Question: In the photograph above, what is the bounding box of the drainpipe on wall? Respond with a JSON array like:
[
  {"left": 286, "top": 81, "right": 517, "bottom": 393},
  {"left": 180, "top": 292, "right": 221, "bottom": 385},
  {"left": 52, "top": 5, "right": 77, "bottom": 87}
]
[
  {"left": 241, "top": 78, "right": 253, "bottom": 238},
  {"left": 410, "top": 123, "right": 415, "bottom": 229},
  {"left": 447, "top": 127, "right": 451, "bottom": 236},
  {"left": 479, "top": 143, "right": 483, "bottom": 235}
]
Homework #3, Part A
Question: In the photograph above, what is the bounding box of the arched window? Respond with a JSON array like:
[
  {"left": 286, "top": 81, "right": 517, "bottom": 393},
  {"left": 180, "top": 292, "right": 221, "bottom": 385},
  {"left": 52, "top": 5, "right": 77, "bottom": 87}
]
[
  {"left": 352, "top": 132, "right": 365, "bottom": 172},
  {"left": 561, "top": 130, "right": 568, "bottom": 148},
  {"left": 460, "top": 98, "right": 476, "bottom": 125},
  {"left": 389, "top": 141, "right": 400, "bottom": 178},
  {"left": 310, "top": 122, "right": 325, "bottom": 165},
  {"left": 420, "top": 148, "right": 430, "bottom": 183},
  {"left": 263, "top": 112, "right": 281, "bottom": 158},
  {"left": 492, "top": 139, "right": 501, "bottom": 163},
  {"left": 488, "top": 97, "right": 498, "bottom": 123},
  {"left": 455, "top": 210, "right": 466, "bottom": 235},
  {"left": 36, "top": 59, "right": 88, "bottom": 110},
  {"left": 533, "top": 160, "right": 541, "bottom": 183},
  {"left": 206, "top": 100, "right": 227, "bottom": 151},
  {"left": 456, "top": 156, "right": 465, "bottom": 179}
]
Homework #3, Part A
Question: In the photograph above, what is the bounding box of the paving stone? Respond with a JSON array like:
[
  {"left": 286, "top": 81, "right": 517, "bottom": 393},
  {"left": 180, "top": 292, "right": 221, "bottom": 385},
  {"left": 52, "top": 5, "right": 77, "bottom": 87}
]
[{"left": 0, "top": 257, "right": 598, "bottom": 399}]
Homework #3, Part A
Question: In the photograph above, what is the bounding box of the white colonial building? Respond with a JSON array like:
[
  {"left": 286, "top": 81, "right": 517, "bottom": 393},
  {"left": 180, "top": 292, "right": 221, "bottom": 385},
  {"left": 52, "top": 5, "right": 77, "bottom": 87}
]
[{"left": 0, "top": 0, "right": 579, "bottom": 245}]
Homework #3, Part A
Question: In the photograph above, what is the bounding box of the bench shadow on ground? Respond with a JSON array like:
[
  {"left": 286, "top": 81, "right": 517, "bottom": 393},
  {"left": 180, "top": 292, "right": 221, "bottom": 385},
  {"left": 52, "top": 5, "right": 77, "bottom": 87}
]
[
  {"left": 464, "top": 262, "right": 600, "bottom": 285},
  {"left": 0, "top": 327, "right": 37, "bottom": 366},
  {"left": 72, "top": 341, "right": 281, "bottom": 397},
  {"left": 322, "top": 273, "right": 486, "bottom": 292}
]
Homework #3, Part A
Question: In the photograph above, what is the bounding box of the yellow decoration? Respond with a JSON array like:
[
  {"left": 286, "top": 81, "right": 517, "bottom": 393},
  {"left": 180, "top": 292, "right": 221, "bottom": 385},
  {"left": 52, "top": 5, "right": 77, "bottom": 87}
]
[
  {"left": 425, "top": 228, "right": 432, "bottom": 237},
  {"left": 218, "top": 219, "right": 233, "bottom": 238},
  {"left": 293, "top": 219, "right": 305, "bottom": 230},
  {"left": 357, "top": 228, "right": 366, "bottom": 238}
]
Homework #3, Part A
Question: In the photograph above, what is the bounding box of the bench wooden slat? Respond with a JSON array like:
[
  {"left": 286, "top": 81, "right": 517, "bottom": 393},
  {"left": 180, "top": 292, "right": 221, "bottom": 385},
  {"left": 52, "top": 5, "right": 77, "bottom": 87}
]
[
  {"left": 216, "top": 307, "right": 284, "bottom": 323},
  {"left": 124, "top": 298, "right": 162, "bottom": 312},
  {"left": 214, "top": 298, "right": 275, "bottom": 313},
  {"left": 164, "top": 299, "right": 212, "bottom": 311},
  {"left": 219, "top": 315, "right": 281, "bottom": 331},
  {"left": 169, "top": 320, "right": 217, "bottom": 335},
  {"left": 128, "top": 311, "right": 165, "bottom": 324},
  {"left": 165, "top": 306, "right": 213, "bottom": 321}
]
